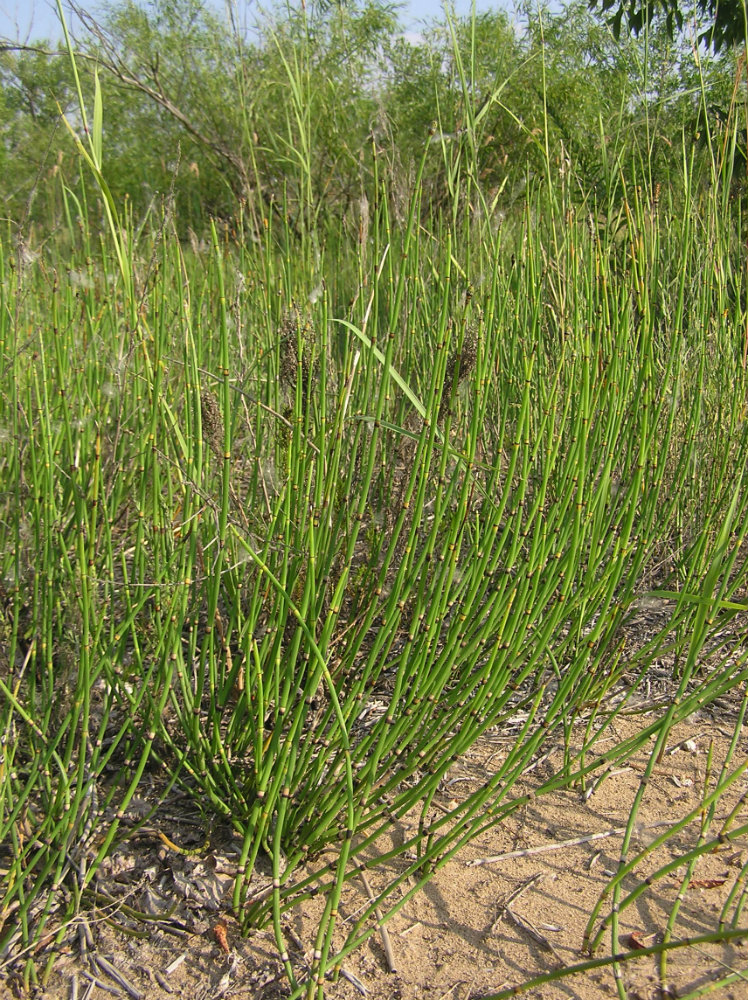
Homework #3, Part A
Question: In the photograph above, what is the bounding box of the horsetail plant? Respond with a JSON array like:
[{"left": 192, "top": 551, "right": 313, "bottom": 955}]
[{"left": 1, "top": 13, "right": 748, "bottom": 1000}]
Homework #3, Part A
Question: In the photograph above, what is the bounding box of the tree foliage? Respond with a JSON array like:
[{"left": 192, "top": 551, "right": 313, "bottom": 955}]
[
  {"left": 0, "top": 45, "right": 78, "bottom": 228},
  {"left": 0, "top": 0, "right": 743, "bottom": 238},
  {"left": 588, "top": 0, "right": 747, "bottom": 51}
]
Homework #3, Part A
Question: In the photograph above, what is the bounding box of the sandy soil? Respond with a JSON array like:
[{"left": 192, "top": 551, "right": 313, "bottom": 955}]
[{"left": 12, "top": 696, "right": 746, "bottom": 1000}]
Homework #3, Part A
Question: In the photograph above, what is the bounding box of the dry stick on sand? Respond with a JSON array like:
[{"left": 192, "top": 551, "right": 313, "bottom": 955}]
[
  {"left": 92, "top": 954, "right": 143, "bottom": 1000},
  {"left": 488, "top": 872, "right": 546, "bottom": 934},
  {"left": 468, "top": 820, "right": 672, "bottom": 867},
  {"left": 339, "top": 966, "right": 368, "bottom": 996},
  {"left": 488, "top": 873, "right": 565, "bottom": 964},
  {"left": 358, "top": 868, "right": 397, "bottom": 973},
  {"left": 504, "top": 908, "right": 565, "bottom": 966}
]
